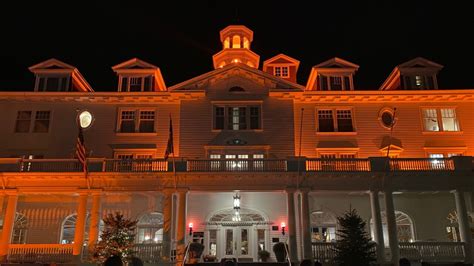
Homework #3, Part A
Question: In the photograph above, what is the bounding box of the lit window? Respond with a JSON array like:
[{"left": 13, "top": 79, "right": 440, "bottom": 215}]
[
  {"left": 415, "top": 76, "right": 423, "bottom": 86},
  {"left": 33, "top": 111, "right": 51, "bottom": 133},
  {"left": 422, "top": 108, "right": 459, "bottom": 132},
  {"left": 317, "top": 109, "right": 354, "bottom": 132},
  {"left": 15, "top": 111, "right": 32, "bottom": 133},
  {"left": 118, "top": 109, "right": 156, "bottom": 133}
]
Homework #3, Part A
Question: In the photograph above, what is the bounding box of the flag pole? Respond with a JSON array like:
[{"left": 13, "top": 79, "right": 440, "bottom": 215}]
[{"left": 297, "top": 108, "right": 304, "bottom": 190}]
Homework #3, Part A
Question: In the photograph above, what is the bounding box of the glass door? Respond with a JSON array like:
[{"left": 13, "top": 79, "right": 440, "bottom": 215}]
[{"left": 222, "top": 227, "right": 253, "bottom": 260}]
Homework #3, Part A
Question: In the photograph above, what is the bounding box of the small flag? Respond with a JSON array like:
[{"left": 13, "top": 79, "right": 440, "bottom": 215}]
[
  {"left": 164, "top": 115, "right": 174, "bottom": 160},
  {"left": 76, "top": 125, "right": 87, "bottom": 173}
]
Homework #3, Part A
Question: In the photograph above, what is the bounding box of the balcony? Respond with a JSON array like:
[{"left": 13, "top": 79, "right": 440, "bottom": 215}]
[
  {"left": 7, "top": 244, "right": 74, "bottom": 264},
  {"left": 0, "top": 157, "right": 469, "bottom": 173}
]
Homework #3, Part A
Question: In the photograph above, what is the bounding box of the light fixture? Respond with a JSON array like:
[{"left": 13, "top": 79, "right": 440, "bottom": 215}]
[
  {"left": 188, "top": 222, "right": 193, "bottom": 236},
  {"left": 281, "top": 222, "right": 286, "bottom": 235},
  {"left": 314, "top": 209, "right": 324, "bottom": 214},
  {"left": 233, "top": 193, "right": 241, "bottom": 209},
  {"left": 78, "top": 110, "right": 94, "bottom": 129},
  {"left": 232, "top": 192, "right": 241, "bottom": 222}
]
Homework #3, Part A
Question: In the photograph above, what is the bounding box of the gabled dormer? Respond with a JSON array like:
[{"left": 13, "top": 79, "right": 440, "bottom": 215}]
[
  {"left": 28, "top": 58, "right": 93, "bottom": 92},
  {"left": 212, "top": 25, "right": 260, "bottom": 69},
  {"left": 379, "top": 57, "right": 443, "bottom": 90},
  {"left": 112, "top": 58, "right": 166, "bottom": 92},
  {"left": 263, "top": 54, "right": 300, "bottom": 83},
  {"left": 306, "top": 57, "right": 359, "bottom": 91}
]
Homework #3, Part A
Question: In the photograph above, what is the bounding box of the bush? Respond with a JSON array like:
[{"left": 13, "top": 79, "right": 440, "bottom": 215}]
[
  {"left": 272, "top": 242, "right": 288, "bottom": 262},
  {"left": 258, "top": 250, "right": 270, "bottom": 262},
  {"left": 188, "top": 242, "right": 205, "bottom": 261}
]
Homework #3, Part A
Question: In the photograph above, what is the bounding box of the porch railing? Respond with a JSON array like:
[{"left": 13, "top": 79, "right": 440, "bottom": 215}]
[
  {"left": 390, "top": 158, "right": 454, "bottom": 171},
  {"left": 399, "top": 241, "right": 465, "bottom": 262},
  {"left": 312, "top": 242, "right": 466, "bottom": 263},
  {"left": 186, "top": 159, "right": 287, "bottom": 172},
  {"left": 130, "top": 243, "right": 162, "bottom": 263},
  {"left": 7, "top": 244, "right": 74, "bottom": 264},
  {"left": 306, "top": 158, "right": 370, "bottom": 172},
  {"left": 0, "top": 156, "right": 469, "bottom": 173}
]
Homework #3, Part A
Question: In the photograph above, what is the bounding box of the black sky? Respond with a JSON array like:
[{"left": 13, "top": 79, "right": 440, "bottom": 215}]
[{"left": 0, "top": 1, "right": 472, "bottom": 91}]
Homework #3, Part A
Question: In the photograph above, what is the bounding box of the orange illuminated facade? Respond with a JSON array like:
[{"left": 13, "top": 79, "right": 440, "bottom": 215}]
[{"left": 0, "top": 25, "right": 473, "bottom": 265}]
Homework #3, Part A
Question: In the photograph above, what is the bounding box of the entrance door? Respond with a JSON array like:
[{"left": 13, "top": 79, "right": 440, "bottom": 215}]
[{"left": 222, "top": 227, "right": 253, "bottom": 261}]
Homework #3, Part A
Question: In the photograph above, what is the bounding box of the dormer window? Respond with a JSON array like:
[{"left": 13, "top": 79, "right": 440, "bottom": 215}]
[
  {"left": 415, "top": 76, "right": 423, "bottom": 86},
  {"left": 274, "top": 66, "right": 289, "bottom": 78},
  {"left": 402, "top": 75, "right": 435, "bottom": 90},
  {"left": 318, "top": 75, "right": 351, "bottom": 91},
  {"left": 36, "top": 76, "right": 71, "bottom": 92},
  {"left": 120, "top": 76, "right": 154, "bottom": 92}
]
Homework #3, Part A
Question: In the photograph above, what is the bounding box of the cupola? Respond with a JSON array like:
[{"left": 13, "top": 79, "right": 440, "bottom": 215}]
[{"left": 212, "top": 25, "right": 260, "bottom": 69}]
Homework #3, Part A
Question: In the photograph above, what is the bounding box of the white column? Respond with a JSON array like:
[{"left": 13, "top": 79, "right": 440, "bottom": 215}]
[
  {"left": 176, "top": 190, "right": 187, "bottom": 263},
  {"left": 384, "top": 190, "right": 399, "bottom": 266},
  {"left": 73, "top": 193, "right": 88, "bottom": 256},
  {"left": 162, "top": 190, "right": 173, "bottom": 261},
  {"left": 0, "top": 194, "right": 18, "bottom": 259},
  {"left": 286, "top": 190, "right": 298, "bottom": 262},
  {"left": 300, "top": 190, "right": 312, "bottom": 259},
  {"left": 454, "top": 190, "right": 473, "bottom": 263},
  {"left": 370, "top": 191, "right": 385, "bottom": 263},
  {"left": 88, "top": 193, "right": 102, "bottom": 253}
]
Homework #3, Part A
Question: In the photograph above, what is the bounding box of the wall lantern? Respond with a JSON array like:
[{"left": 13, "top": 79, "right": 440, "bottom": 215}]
[
  {"left": 281, "top": 222, "right": 286, "bottom": 236},
  {"left": 77, "top": 110, "right": 94, "bottom": 129},
  {"left": 188, "top": 222, "right": 193, "bottom": 236}
]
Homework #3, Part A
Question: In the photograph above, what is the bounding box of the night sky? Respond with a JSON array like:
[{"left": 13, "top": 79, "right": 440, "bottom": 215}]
[{"left": 0, "top": 1, "right": 472, "bottom": 91}]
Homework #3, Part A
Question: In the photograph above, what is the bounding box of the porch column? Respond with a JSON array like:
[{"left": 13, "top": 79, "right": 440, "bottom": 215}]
[
  {"left": 73, "top": 193, "right": 88, "bottom": 256},
  {"left": 88, "top": 192, "right": 102, "bottom": 253},
  {"left": 162, "top": 189, "right": 173, "bottom": 261},
  {"left": 300, "top": 190, "right": 312, "bottom": 259},
  {"left": 454, "top": 190, "right": 473, "bottom": 263},
  {"left": 176, "top": 190, "right": 188, "bottom": 263},
  {"left": 369, "top": 190, "right": 385, "bottom": 264},
  {"left": 286, "top": 189, "right": 298, "bottom": 262},
  {"left": 0, "top": 193, "right": 18, "bottom": 259},
  {"left": 383, "top": 190, "right": 399, "bottom": 266}
]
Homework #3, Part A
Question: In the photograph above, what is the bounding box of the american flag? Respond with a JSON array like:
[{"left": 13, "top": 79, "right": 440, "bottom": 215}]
[
  {"left": 164, "top": 115, "right": 174, "bottom": 160},
  {"left": 76, "top": 126, "right": 87, "bottom": 173}
]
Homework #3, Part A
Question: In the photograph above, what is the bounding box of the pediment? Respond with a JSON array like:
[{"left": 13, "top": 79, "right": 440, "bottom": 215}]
[
  {"left": 112, "top": 58, "right": 159, "bottom": 70},
  {"left": 313, "top": 57, "right": 359, "bottom": 70},
  {"left": 28, "top": 58, "right": 76, "bottom": 71},
  {"left": 398, "top": 57, "right": 443, "bottom": 69}
]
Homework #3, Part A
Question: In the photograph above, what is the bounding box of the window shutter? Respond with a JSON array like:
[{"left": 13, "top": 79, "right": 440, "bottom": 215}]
[
  {"left": 214, "top": 107, "right": 224, "bottom": 130},
  {"left": 144, "top": 76, "right": 151, "bottom": 92}
]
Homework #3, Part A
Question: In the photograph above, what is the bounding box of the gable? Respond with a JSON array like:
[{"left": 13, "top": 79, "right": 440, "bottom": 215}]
[
  {"left": 398, "top": 57, "right": 443, "bottom": 69},
  {"left": 112, "top": 58, "right": 159, "bottom": 71},
  {"left": 28, "top": 58, "right": 76, "bottom": 71},
  {"left": 314, "top": 57, "right": 359, "bottom": 69}
]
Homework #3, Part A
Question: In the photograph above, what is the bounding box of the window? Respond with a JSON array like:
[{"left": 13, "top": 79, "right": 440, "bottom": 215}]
[
  {"left": 12, "top": 213, "right": 28, "bottom": 244},
  {"left": 330, "top": 77, "right": 342, "bottom": 90},
  {"left": 15, "top": 111, "right": 32, "bottom": 133},
  {"left": 114, "top": 152, "right": 157, "bottom": 171},
  {"left": 274, "top": 66, "right": 289, "bottom": 78},
  {"left": 415, "top": 75, "right": 423, "bottom": 87},
  {"left": 317, "top": 109, "right": 354, "bottom": 133},
  {"left": 137, "top": 212, "right": 163, "bottom": 244},
  {"left": 371, "top": 211, "right": 414, "bottom": 247},
  {"left": 379, "top": 108, "right": 396, "bottom": 129},
  {"left": 36, "top": 76, "right": 70, "bottom": 92},
  {"left": 404, "top": 75, "right": 435, "bottom": 89},
  {"left": 422, "top": 108, "right": 460, "bottom": 132},
  {"left": 318, "top": 75, "right": 351, "bottom": 90},
  {"left": 33, "top": 111, "right": 50, "bottom": 132},
  {"left": 118, "top": 109, "right": 156, "bottom": 133},
  {"left": 213, "top": 105, "right": 261, "bottom": 130},
  {"left": 120, "top": 76, "right": 154, "bottom": 92}
]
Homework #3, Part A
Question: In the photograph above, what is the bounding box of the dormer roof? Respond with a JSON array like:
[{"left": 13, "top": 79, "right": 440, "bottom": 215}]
[
  {"left": 380, "top": 57, "right": 443, "bottom": 90},
  {"left": 28, "top": 58, "right": 93, "bottom": 92},
  {"left": 263, "top": 54, "right": 300, "bottom": 73},
  {"left": 112, "top": 58, "right": 167, "bottom": 91},
  {"left": 313, "top": 57, "right": 360, "bottom": 69}
]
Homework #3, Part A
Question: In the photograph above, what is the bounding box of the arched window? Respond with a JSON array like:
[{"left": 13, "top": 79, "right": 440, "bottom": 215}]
[
  {"left": 137, "top": 212, "right": 163, "bottom": 244},
  {"left": 223, "top": 37, "right": 230, "bottom": 49},
  {"left": 60, "top": 213, "right": 103, "bottom": 244},
  {"left": 243, "top": 37, "right": 250, "bottom": 49},
  {"left": 12, "top": 213, "right": 28, "bottom": 244},
  {"left": 310, "top": 210, "right": 337, "bottom": 242},
  {"left": 232, "top": 35, "right": 241, "bottom": 48},
  {"left": 371, "top": 211, "right": 415, "bottom": 246}
]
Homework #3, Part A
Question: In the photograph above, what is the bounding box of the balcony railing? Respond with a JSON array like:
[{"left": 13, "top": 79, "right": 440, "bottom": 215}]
[
  {"left": 390, "top": 158, "right": 454, "bottom": 171},
  {"left": 130, "top": 243, "right": 162, "bottom": 263},
  {"left": 187, "top": 159, "right": 287, "bottom": 172},
  {"left": 311, "top": 242, "right": 466, "bottom": 263},
  {"left": 0, "top": 156, "right": 469, "bottom": 173},
  {"left": 7, "top": 244, "right": 74, "bottom": 264},
  {"left": 306, "top": 158, "right": 370, "bottom": 172}
]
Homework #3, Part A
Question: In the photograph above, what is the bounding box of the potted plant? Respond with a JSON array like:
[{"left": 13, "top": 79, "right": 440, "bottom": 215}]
[
  {"left": 272, "top": 242, "right": 288, "bottom": 262},
  {"left": 258, "top": 250, "right": 271, "bottom": 262},
  {"left": 203, "top": 254, "right": 217, "bottom": 262},
  {"left": 188, "top": 242, "right": 205, "bottom": 264}
]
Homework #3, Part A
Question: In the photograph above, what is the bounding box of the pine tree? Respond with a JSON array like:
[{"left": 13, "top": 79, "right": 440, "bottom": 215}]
[
  {"left": 334, "top": 208, "right": 376, "bottom": 266},
  {"left": 92, "top": 212, "right": 138, "bottom": 263}
]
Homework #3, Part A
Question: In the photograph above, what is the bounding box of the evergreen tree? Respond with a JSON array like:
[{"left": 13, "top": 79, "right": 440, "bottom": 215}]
[
  {"left": 334, "top": 208, "right": 376, "bottom": 266},
  {"left": 92, "top": 212, "right": 138, "bottom": 263}
]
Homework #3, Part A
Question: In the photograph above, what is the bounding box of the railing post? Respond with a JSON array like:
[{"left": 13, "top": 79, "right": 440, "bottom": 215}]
[
  {"left": 452, "top": 156, "right": 472, "bottom": 172},
  {"left": 369, "top": 157, "right": 390, "bottom": 172}
]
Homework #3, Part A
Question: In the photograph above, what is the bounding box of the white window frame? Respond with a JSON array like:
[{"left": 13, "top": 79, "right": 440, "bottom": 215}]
[
  {"left": 273, "top": 65, "right": 290, "bottom": 78},
  {"left": 119, "top": 75, "right": 154, "bottom": 92},
  {"left": 117, "top": 108, "right": 157, "bottom": 134},
  {"left": 212, "top": 104, "right": 262, "bottom": 131},
  {"left": 421, "top": 107, "right": 461, "bottom": 133},
  {"left": 316, "top": 107, "right": 356, "bottom": 134}
]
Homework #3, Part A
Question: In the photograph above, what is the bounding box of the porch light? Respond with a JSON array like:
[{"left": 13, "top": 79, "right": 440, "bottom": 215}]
[
  {"left": 233, "top": 193, "right": 241, "bottom": 209},
  {"left": 189, "top": 222, "right": 193, "bottom": 236},
  {"left": 78, "top": 110, "right": 94, "bottom": 129},
  {"left": 281, "top": 222, "right": 286, "bottom": 235}
]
